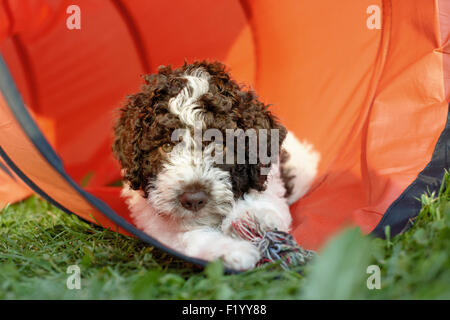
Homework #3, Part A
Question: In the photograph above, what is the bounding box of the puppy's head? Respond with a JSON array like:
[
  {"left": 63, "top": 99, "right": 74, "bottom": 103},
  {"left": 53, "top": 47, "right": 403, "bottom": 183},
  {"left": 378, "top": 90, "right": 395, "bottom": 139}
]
[{"left": 113, "top": 61, "right": 286, "bottom": 227}]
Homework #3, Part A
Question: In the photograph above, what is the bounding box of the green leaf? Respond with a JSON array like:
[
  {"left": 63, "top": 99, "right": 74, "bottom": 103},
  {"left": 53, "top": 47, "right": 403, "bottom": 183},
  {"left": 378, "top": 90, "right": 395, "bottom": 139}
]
[
  {"left": 204, "top": 259, "right": 224, "bottom": 281},
  {"left": 300, "top": 228, "right": 373, "bottom": 299}
]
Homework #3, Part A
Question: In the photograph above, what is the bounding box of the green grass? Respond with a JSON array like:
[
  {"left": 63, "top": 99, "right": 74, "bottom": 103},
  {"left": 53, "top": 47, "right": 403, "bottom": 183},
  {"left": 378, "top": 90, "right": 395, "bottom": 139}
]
[{"left": 1, "top": 172, "right": 450, "bottom": 299}]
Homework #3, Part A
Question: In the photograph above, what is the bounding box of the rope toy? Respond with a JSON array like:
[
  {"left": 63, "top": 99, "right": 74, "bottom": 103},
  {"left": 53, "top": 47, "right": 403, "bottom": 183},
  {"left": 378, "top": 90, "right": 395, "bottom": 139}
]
[{"left": 231, "top": 213, "right": 316, "bottom": 270}]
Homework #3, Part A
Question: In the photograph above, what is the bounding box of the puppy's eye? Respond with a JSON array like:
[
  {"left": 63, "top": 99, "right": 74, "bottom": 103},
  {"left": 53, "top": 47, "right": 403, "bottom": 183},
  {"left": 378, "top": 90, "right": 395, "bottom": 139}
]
[{"left": 161, "top": 143, "right": 173, "bottom": 153}]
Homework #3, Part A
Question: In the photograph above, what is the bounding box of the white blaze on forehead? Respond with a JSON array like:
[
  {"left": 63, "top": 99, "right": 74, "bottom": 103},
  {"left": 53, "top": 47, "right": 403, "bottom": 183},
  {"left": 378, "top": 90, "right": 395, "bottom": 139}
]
[{"left": 168, "top": 68, "right": 210, "bottom": 127}]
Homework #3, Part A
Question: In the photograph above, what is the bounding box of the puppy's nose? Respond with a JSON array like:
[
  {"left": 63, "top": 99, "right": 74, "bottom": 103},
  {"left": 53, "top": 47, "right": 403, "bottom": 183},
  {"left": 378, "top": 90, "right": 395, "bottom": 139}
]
[{"left": 179, "top": 191, "right": 208, "bottom": 211}]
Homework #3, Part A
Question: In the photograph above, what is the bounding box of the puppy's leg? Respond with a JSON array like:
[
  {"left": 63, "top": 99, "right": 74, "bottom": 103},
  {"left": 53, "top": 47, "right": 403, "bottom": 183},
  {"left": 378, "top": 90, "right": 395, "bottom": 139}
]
[
  {"left": 222, "top": 194, "right": 292, "bottom": 235},
  {"left": 123, "top": 185, "right": 259, "bottom": 270},
  {"left": 222, "top": 132, "right": 319, "bottom": 233},
  {"left": 222, "top": 162, "right": 292, "bottom": 234},
  {"left": 181, "top": 228, "right": 261, "bottom": 270},
  {"left": 281, "top": 131, "right": 320, "bottom": 205}
]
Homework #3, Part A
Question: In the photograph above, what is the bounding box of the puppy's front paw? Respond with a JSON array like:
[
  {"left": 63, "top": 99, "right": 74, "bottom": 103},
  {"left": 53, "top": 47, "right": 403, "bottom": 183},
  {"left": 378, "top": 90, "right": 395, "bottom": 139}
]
[
  {"left": 255, "top": 210, "right": 291, "bottom": 233},
  {"left": 220, "top": 241, "right": 261, "bottom": 271}
]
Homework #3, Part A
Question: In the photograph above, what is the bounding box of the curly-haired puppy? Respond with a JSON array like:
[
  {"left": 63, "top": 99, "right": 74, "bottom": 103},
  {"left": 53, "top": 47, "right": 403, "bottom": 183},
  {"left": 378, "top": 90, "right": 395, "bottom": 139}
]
[{"left": 113, "top": 61, "right": 320, "bottom": 270}]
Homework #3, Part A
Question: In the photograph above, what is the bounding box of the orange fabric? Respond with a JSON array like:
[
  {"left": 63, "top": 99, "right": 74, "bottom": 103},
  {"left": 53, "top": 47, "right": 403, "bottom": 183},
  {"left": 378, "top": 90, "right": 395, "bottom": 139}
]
[
  {"left": 0, "top": 157, "right": 31, "bottom": 207},
  {"left": 0, "top": 0, "right": 448, "bottom": 250},
  {"left": 439, "top": 0, "right": 450, "bottom": 101},
  {"left": 238, "top": 0, "right": 448, "bottom": 249},
  {"left": 0, "top": 90, "right": 131, "bottom": 234}
]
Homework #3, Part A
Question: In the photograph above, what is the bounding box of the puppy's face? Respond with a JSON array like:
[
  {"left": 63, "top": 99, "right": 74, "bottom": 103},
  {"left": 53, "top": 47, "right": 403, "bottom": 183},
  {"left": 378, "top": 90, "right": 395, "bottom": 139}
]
[{"left": 113, "top": 61, "right": 286, "bottom": 227}]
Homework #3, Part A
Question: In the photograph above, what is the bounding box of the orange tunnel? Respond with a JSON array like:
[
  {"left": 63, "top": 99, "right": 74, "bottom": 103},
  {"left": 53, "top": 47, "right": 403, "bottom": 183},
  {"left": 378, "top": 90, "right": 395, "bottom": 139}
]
[{"left": 0, "top": 0, "right": 449, "bottom": 265}]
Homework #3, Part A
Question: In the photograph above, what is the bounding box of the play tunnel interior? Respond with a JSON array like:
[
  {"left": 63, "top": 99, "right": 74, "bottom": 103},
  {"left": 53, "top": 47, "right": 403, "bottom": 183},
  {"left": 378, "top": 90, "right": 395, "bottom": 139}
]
[{"left": 0, "top": 0, "right": 449, "bottom": 266}]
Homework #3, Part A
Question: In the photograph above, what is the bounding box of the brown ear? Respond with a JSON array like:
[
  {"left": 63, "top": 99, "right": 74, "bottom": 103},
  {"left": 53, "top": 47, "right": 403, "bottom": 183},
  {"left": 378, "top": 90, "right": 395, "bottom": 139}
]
[
  {"left": 227, "top": 90, "right": 288, "bottom": 195},
  {"left": 113, "top": 92, "right": 152, "bottom": 191},
  {"left": 267, "top": 110, "right": 288, "bottom": 156},
  {"left": 112, "top": 68, "right": 175, "bottom": 191},
  {"left": 255, "top": 108, "right": 287, "bottom": 181}
]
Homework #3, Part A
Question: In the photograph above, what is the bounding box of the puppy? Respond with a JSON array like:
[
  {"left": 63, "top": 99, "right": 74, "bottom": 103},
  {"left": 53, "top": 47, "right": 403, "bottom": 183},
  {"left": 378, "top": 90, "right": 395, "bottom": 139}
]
[{"left": 113, "top": 61, "right": 320, "bottom": 270}]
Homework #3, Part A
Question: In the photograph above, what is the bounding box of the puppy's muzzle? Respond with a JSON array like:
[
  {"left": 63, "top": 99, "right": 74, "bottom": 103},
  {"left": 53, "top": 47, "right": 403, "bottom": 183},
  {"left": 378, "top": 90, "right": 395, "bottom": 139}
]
[{"left": 179, "top": 190, "right": 208, "bottom": 211}]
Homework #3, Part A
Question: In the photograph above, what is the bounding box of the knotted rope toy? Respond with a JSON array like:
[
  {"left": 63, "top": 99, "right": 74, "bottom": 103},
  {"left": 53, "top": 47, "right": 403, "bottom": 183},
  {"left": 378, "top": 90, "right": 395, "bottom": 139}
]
[{"left": 231, "top": 213, "right": 316, "bottom": 270}]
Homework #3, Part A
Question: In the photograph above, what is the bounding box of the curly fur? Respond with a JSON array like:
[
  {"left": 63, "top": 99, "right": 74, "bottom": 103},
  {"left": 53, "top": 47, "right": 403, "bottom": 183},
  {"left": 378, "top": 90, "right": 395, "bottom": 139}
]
[
  {"left": 113, "top": 61, "right": 287, "bottom": 199},
  {"left": 113, "top": 61, "right": 319, "bottom": 270}
]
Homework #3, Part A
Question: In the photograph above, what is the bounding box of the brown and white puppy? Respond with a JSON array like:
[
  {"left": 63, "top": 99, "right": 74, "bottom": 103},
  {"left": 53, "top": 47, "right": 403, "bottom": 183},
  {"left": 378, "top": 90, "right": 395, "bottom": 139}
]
[{"left": 113, "top": 61, "right": 319, "bottom": 270}]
